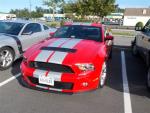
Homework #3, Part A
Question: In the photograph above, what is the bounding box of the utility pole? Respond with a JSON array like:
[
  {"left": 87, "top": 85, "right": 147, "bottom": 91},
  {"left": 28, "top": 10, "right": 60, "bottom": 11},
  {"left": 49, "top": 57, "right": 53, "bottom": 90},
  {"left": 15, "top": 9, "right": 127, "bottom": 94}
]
[{"left": 29, "top": 0, "right": 32, "bottom": 18}]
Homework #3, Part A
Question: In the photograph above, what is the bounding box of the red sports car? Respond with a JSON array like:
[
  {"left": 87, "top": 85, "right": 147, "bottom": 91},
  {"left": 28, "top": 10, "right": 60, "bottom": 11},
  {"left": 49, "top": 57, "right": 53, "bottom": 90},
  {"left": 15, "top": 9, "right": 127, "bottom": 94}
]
[{"left": 21, "top": 22, "right": 113, "bottom": 93}]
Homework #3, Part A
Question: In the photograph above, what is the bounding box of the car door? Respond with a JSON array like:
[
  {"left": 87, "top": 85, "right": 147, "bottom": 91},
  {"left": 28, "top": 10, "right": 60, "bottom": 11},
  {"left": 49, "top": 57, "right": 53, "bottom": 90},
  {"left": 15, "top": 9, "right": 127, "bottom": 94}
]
[
  {"left": 137, "top": 19, "right": 150, "bottom": 56},
  {"left": 18, "top": 23, "right": 43, "bottom": 51},
  {"left": 141, "top": 21, "right": 150, "bottom": 63},
  {"left": 41, "top": 25, "right": 52, "bottom": 38}
]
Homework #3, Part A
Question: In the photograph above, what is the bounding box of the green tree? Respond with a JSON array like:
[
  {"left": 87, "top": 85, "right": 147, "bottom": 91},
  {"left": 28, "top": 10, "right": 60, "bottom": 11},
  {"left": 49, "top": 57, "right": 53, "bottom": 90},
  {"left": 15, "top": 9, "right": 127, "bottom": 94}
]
[
  {"left": 10, "top": 8, "right": 30, "bottom": 18},
  {"left": 64, "top": 0, "right": 116, "bottom": 18},
  {"left": 10, "top": 7, "right": 53, "bottom": 18},
  {"left": 43, "top": 0, "right": 65, "bottom": 20}
]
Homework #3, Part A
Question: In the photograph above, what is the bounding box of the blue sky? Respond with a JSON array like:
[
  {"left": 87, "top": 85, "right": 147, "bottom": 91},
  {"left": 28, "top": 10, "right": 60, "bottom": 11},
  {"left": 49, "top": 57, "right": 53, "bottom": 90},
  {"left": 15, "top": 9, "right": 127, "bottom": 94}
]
[{"left": 0, "top": 0, "right": 150, "bottom": 13}]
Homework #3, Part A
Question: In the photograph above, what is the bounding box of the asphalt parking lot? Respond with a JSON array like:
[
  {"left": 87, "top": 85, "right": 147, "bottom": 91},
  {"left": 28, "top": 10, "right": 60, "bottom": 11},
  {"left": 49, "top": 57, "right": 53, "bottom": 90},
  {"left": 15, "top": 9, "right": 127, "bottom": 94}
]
[{"left": 0, "top": 36, "right": 150, "bottom": 113}]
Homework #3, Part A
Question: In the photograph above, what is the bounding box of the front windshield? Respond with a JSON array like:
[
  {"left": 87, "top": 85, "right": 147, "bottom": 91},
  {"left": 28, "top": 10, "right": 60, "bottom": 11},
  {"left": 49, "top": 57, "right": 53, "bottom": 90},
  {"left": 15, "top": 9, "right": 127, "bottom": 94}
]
[
  {"left": 0, "top": 22, "right": 25, "bottom": 35},
  {"left": 53, "top": 25, "right": 102, "bottom": 42}
]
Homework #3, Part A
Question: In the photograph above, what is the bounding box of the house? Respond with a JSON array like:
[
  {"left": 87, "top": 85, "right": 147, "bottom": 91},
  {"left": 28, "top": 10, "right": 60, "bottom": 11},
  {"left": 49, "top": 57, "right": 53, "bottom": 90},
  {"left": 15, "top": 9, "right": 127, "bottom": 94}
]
[
  {"left": 123, "top": 8, "right": 150, "bottom": 26},
  {"left": 0, "top": 12, "right": 16, "bottom": 20}
]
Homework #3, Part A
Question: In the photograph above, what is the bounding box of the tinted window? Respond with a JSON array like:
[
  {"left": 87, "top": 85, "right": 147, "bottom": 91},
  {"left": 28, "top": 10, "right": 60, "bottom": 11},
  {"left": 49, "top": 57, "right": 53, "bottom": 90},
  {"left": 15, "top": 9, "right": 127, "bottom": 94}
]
[
  {"left": 0, "top": 22, "right": 24, "bottom": 35},
  {"left": 22, "top": 23, "right": 41, "bottom": 34},
  {"left": 143, "top": 19, "right": 150, "bottom": 33},
  {"left": 53, "top": 25, "right": 102, "bottom": 42},
  {"left": 43, "top": 25, "right": 49, "bottom": 30}
]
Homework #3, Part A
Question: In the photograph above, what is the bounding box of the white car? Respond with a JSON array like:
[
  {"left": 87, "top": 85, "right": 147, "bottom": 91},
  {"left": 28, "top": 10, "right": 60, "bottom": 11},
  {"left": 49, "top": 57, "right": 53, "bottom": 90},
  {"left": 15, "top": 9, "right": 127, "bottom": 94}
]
[{"left": 0, "top": 20, "right": 56, "bottom": 70}]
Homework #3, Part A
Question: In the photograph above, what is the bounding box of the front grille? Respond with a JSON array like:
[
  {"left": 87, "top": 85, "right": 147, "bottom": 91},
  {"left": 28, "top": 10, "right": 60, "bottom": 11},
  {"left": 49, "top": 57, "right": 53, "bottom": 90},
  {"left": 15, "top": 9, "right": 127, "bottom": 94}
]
[
  {"left": 29, "top": 62, "right": 74, "bottom": 73},
  {"left": 28, "top": 77, "right": 74, "bottom": 90}
]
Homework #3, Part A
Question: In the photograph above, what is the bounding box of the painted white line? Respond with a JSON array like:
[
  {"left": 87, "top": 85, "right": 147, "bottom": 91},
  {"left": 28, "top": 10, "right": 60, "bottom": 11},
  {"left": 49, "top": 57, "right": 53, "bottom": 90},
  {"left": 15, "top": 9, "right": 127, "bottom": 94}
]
[
  {"left": 121, "top": 51, "right": 133, "bottom": 113},
  {"left": 0, "top": 73, "right": 21, "bottom": 87}
]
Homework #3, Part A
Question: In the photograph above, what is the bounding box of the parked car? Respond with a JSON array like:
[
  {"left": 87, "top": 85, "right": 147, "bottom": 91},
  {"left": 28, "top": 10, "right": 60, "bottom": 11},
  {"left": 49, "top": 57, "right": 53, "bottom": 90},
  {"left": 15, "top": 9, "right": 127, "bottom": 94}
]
[
  {"left": 0, "top": 20, "right": 57, "bottom": 70},
  {"left": 21, "top": 22, "right": 114, "bottom": 93},
  {"left": 131, "top": 19, "right": 150, "bottom": 91}
]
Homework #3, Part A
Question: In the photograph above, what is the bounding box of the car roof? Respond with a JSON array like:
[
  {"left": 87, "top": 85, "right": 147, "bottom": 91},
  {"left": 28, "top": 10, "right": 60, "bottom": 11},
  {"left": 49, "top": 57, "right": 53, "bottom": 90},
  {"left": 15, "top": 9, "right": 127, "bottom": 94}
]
[
  {"left": 0, "top": 20, "right": 42, "bottom": 24},
  {"left": 64, "top": 22, "right": 103, "bottom": 28}
]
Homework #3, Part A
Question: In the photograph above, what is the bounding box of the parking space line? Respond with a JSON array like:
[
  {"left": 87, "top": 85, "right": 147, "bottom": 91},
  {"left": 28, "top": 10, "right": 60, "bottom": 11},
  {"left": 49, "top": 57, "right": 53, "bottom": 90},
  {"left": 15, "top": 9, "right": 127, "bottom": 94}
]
[
  {"left": 0, "top": 73, "right": 21, "bottom": 87},
  {"left": 121, "top": 51, "right": 133, "bottom": 113}
]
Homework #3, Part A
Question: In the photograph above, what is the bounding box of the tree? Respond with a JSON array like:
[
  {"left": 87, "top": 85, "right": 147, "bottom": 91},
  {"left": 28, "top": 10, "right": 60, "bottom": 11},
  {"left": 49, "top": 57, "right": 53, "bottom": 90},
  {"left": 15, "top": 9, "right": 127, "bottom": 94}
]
[
  {"left": 43, "top": 0, "right": 65, "bottom": 20},
  {"left": 64, "top": 0, "right": 116, "bottom": 18},
  {"left": 10, "top": 8, "right": 30, "bottom": 18},
  {"left": 10, "top": 7, "right": 52, "bottom": 18}
]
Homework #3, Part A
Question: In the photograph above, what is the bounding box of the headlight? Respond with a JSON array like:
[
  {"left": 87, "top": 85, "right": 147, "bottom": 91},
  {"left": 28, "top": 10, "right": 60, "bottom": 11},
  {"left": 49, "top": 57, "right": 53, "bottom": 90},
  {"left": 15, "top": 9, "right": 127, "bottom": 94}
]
[{"left": 75, "top": 63, "right": 95, "bottom": 71}]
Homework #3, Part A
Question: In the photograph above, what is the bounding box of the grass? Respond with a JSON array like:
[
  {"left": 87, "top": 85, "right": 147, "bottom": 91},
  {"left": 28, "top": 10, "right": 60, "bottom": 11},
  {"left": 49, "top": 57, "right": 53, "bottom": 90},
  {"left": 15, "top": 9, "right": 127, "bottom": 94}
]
[{"left": 44, "top": 21, "right": 60, "bottom": 27}]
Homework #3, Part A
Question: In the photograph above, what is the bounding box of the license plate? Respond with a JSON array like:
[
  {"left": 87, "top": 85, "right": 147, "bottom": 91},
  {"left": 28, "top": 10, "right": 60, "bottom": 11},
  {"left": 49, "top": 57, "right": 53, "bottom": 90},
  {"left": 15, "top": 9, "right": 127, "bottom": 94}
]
[{"left": 39, "top": 75, "right": 54, "bottom": 86}]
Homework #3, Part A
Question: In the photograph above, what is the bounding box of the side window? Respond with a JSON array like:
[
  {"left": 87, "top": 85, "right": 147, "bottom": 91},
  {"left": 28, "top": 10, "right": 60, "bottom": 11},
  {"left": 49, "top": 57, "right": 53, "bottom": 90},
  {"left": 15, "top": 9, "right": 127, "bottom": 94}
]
[
  {"left": 33, "top": 23, "right": 42, "bottom": 32},
  {"left": 43, "top": 25, "right": 49, "bottom": 30},
  {"left": 143, "top": 19, "right": 150, "bottom": 34},
  {"left": 22, "top": 23, "right": 42, "bottom": 34}
]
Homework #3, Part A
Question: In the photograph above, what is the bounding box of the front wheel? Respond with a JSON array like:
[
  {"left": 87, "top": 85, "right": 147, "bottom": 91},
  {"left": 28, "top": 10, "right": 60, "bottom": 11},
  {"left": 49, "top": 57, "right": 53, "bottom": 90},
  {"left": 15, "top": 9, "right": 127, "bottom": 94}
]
[
  {"left": 132, "top": 43, "right": 138, "bottom": 56},
  {"left": 147, "top": 68, "right": 150, "bottom": 91},
  {"left": 99, "top": 61, "right": 107, "bottom": 88},
  {"left": 0, "top": 47, "right": 15, "bottom": 70}
]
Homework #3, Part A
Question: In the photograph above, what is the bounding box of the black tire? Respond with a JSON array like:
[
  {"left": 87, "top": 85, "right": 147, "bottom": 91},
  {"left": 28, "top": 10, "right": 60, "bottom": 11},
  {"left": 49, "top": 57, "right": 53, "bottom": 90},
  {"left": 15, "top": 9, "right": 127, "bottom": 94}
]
[
  {"left": 99, "top": 61, "right": 107, "bottom": 88},
  {"left": 147, "top": 68, "right": 150, "bottom": 92},
  {"left": 108, "top": 49, "right": 112, "bottom": 59},
  {"left": 146, "top": 52, "right": 150, "bottom": 67},
  {"left": 0, "top": 47, "right": 15, "bottom": 70},
  {"left": 132, "top": 43, "right": 139, "bottom": 56}
]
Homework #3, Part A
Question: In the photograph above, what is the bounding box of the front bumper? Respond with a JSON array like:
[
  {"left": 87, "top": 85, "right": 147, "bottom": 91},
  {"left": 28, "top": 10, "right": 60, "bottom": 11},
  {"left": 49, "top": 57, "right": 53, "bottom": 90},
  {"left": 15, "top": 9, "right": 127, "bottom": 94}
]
[{"left": 21, "top": 62, "right": 100, "bottom": 93}]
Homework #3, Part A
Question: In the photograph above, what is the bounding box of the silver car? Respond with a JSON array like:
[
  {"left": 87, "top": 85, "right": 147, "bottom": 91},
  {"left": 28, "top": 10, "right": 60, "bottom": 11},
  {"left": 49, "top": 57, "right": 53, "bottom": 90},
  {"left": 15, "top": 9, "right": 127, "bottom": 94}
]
[{"left": 0, "top": 20, "right": 56, "bottom": 70}]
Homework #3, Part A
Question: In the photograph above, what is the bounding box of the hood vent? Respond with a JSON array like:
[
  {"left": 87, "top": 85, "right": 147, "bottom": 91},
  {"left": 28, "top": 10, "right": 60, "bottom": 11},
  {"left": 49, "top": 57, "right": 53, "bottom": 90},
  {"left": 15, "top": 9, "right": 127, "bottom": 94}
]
[{"left": 41, "top": 47, "right": 77, "bottom": 53}]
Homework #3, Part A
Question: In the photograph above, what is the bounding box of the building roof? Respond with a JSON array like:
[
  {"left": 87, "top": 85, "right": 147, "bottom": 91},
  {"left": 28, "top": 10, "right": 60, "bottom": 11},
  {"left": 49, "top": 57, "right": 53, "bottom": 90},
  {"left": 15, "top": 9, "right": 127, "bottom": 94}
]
[{"left": 124, "top": 8, "right": 150, "bottom": 16}]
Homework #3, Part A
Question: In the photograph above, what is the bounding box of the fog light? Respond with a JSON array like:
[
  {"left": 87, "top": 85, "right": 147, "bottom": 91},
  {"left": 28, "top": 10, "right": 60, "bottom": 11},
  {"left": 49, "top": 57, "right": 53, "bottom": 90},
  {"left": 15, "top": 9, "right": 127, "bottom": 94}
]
[{"left": 82, "top": 82, "right": 88, "bottom": 87}]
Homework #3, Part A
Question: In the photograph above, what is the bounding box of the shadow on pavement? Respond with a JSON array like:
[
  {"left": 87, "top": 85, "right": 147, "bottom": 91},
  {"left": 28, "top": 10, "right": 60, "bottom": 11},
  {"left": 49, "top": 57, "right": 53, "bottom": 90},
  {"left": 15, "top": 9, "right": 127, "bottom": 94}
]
[
  {"left": 106, "top": 45, "right": 150, "bottom": 98},
  {"left": 11, "top": 58, "right": 22, "bottom": 75}
]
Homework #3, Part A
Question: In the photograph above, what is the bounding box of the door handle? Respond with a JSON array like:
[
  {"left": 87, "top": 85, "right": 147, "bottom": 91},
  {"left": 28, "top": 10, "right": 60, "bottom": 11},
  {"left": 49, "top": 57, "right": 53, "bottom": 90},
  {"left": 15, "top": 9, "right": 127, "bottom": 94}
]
[
  {"left": 148, "top": 39, "right": 150, "bottom": 42},
  {"left": 142, "top": 36, "right": 145, "bottom": 39}
]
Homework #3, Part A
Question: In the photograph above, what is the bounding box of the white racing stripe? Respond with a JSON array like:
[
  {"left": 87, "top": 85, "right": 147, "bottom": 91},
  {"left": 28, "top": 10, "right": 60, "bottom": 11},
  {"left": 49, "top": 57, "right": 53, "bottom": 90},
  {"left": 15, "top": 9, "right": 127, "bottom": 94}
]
[
  {"left": 33, "top": 39, "right": 82, "bottom": 89},
  {"left": 33, "top": 69, "right": 47, "bottom": 78},
  {"left": 35, "top": 38, "right": 70, "bottom": 62},
  {"left": 121, "top": 51, "right": 133, "bottom": 113},
  {"left": 47, "top": 39, "right": 82, "bottom": 81},
  {"left": 33, "top": 38, "right": 71, "bottom": 78},
  {"left": 48, "top": 39, "right": 82, "bottom": 64},
  {"left": 0, "top": 73, "right": 21, "bottom": 87}
]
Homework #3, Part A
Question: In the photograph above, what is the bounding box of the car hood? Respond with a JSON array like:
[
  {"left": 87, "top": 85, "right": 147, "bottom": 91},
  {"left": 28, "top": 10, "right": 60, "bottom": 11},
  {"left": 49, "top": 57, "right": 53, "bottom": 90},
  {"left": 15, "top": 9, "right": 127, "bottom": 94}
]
[{"left": 25, "top": 38, "right": 105, "bottom": 65}]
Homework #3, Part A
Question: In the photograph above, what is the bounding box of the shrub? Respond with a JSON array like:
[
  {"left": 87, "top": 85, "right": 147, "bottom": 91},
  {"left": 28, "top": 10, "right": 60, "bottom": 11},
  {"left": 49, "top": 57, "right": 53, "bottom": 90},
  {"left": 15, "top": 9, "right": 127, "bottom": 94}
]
[
  {"left": 135, "top": 22, "right": 144, "bottom": 30},
  {"left": 50, "top": 23, "right": 57, "bottom": 27}
]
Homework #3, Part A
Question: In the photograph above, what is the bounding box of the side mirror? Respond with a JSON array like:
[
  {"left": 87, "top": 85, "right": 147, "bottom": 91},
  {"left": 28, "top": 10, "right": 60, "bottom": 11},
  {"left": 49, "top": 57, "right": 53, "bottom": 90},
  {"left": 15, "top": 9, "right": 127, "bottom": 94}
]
[
  {"left": 50, "top": 32, "right": 55, "bottom": 37},
  {"left": 22, "top": 31, "right": 33, "bottom": 35},
  {"left": 105, "top": 35, "right": 114, "bottom": 41}
]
